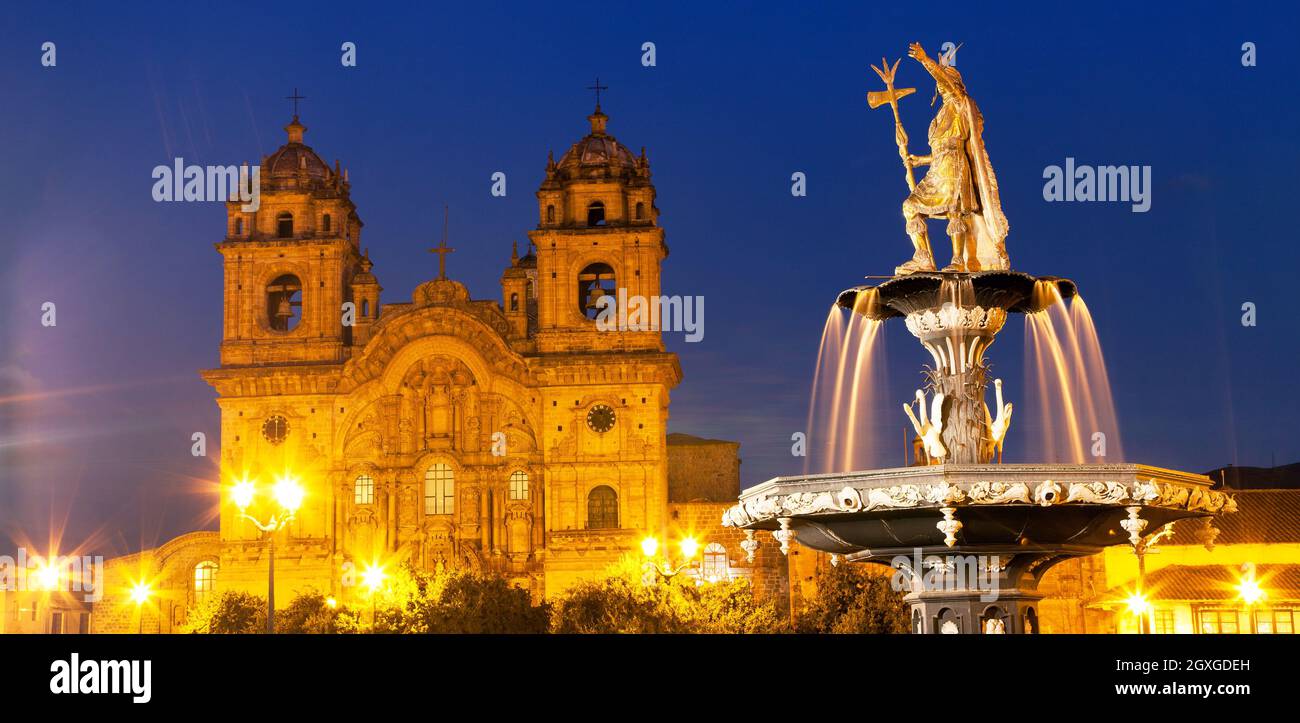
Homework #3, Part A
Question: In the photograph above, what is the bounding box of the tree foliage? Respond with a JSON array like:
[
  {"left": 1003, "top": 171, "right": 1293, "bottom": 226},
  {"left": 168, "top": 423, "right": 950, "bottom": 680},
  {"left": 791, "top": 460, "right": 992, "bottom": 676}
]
[
  {"left": 549, "top": 559, "right": 788, "bottom": 634},
  {"left": 180, "top": 590, "right": 267, "bottom": 634},
  {"left": 796, "top": 562, "right": 910, "bottom": 634}
]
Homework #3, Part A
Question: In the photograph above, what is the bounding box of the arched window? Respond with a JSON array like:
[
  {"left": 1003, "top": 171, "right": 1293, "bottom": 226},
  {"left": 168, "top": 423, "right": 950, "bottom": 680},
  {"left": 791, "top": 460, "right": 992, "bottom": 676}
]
[
  {"left": 322, "top": 213, "right": 332, "bottom": 234},
  {"left": 266, "top": 274, "right": 303, "bottom": 331},
  {"left": 234, "top": 217, "right": 243, "bottom": 235},
  {"left": 277, "top": 212, "right": 294, "bottom": 238},
  {"left": 586, "top": 485, "right": 618, "bottom": 529},
  {"left": 586, "top": 200, "right": 605, "bottom": 227},
  {"left": 194, "top": 561, "right": 217, "bottom": 605},
  {"left": 701, "top": 542, "right": 729, "bottom": 582},
  {"left": 510, "top": 292, "right": 519, "bottom": 312},
  {"left": 361, "top": 299, "right": 370, "bottom": 318},
  {"left": 546, "top": 204, "right": 555, "bottom": 223},
  {"left": 354, "top": 473, "right": 374, "bottom": 505},
  {"left": 424, "top": 463, "right": 455, "bottom": 515},
  {"left": 509, "top": 470, "right": 529, "bottom": 500},
  {"left": 635, "top": 202, "right": 645, "bottom": 221},
  {"left": 577, "top": 262, "right": 616, "bottom": 320}
]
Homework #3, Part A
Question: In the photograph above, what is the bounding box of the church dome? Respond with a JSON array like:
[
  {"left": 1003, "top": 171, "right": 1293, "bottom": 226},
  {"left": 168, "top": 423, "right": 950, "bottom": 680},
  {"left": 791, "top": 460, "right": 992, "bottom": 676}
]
[
  {"left": 261, "top": 116, "right": 337, "bottom": 189},
  {"left": 551, "top": 107, "right": 645, "bottom": 183}
]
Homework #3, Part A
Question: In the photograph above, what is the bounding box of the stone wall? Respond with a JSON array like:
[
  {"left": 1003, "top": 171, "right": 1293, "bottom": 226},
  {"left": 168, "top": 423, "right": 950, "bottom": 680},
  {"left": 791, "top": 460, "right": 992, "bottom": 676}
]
[{"left": 666, "top": 433, "right": 741, "bottom": 503}]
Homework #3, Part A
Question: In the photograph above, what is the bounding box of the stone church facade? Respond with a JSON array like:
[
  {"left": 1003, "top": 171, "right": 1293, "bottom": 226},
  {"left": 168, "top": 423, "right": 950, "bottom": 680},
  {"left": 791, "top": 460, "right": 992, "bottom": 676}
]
[{"left": 92, "top": 103, "right": 787, "bottom": 631}]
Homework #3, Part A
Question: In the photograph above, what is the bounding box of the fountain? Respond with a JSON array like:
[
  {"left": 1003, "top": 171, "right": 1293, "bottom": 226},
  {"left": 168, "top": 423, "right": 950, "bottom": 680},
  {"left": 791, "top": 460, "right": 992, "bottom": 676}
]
[{"left": 723, "top": 43, "right": 1235, "bottom": 634}]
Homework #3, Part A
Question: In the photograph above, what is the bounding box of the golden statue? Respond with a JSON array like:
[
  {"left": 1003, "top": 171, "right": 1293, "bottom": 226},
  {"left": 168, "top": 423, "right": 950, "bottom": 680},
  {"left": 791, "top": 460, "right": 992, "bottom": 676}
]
[{"left": 869, "top": 43, "right": 1009, "bottom": 275}]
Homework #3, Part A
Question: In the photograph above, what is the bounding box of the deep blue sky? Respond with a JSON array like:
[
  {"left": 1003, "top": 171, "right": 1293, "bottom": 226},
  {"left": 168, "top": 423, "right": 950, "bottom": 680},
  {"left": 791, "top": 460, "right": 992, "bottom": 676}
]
[{"left": 2, "top": 1, "right": 1297, "bottom": 556}]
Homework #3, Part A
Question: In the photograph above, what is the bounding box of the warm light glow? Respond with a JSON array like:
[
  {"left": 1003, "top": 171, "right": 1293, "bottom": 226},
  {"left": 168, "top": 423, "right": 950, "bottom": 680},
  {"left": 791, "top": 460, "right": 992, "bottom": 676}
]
[
  {"left": 34, "top": 561, "right": 60, "bottom": 591},
  {"left": 679, "top": 536, "right": 699, "bottom": 560},
  {"left": 273, "top": 474, "right": 305, "bottom": 513},
  {"left": 1238, "top": 576, "right": 1265, "bottom": 605},
  {"left": 1125, "top": 591, "right": 1150, "bottom": 616},
  {"left": 130, "top": 582, "right": 153, "bottom": 606},
  {"left": 640, "top": 536, "right": 659, "bottom": 558},
  {"left": 361, "top": 564, "right": 386, "bottom": 593},
  {"left": 325, "top": 596, "right": 338, "bottom": 609},
  {"left": 231, "top": 478, "right": 256, "bottom": 510}
]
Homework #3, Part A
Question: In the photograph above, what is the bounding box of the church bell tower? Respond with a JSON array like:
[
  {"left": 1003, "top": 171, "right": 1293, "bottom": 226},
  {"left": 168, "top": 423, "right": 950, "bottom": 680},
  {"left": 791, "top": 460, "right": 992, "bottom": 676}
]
[{"left": 528, "top": 94, "right": 666, "bottom": 354}]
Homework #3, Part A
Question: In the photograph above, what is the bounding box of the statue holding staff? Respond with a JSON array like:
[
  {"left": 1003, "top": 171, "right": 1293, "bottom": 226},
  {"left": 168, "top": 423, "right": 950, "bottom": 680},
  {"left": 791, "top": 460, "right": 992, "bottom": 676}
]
[{"left": 870, "top": 42, "right": 1010, "bottom": 275}]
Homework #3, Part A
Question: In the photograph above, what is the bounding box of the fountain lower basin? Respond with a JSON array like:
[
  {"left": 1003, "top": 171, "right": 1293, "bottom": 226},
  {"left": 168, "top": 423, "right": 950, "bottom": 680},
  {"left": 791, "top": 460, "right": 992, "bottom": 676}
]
[{"left": 723, "top": 463, "right": 1235, "bottom": 633}]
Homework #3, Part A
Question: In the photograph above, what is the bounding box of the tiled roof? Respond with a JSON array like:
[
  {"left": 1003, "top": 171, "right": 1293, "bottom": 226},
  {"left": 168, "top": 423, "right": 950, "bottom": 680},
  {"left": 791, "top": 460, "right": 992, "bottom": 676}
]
[
  {"left": 1169, "top": 489, "right": 1300, "bottom": 545},
  {"left": 1101, "top": 564, "right": 1300, "bottom": 602}
]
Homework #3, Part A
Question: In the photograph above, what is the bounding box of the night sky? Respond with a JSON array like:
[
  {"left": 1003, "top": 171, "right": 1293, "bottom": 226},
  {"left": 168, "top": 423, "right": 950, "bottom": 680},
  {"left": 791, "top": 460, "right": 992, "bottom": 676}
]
[{"left": 2, "top": 2, "right": 1297, "bottom": 556}]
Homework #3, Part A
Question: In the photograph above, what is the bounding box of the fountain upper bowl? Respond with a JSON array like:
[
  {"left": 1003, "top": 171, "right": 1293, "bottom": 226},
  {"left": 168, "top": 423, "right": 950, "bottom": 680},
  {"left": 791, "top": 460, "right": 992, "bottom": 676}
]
[{"left": 836, "top": 270, "right": 1077, "bottom": 321}]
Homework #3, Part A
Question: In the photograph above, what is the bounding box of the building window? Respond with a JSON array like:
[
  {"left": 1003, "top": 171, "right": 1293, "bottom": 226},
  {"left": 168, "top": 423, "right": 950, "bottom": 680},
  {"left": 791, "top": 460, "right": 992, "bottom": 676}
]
[
  {"left": 194, "top": 561, "right": 217, "bottom": 605},
  {"left": 586, "top": 200, "right": 605, "bottom": 226},
  {"left": 1153, "top": 609, "right": 1176, "bottom": 634},
  {"left": 509, "top": 470, "right": 529, "bottom": 501},
  {"left": 361, "top": 299, "right": 370, "bottom": 317},
  {"left": 701, "top": 542, "right": 728, "bottom": 582},
  {"left": 510, "top": 292, "right": 519, "bottom": 312},
  {"left": 266, "top": 274, "right": 303, "bottom": 331},
  {"left": 425, "top": 463, "right": 455, "bottom": 516},
  {"left": 323, "top": 213, "right": 331, "bottom": 234},
  {"left": 546, "top": 204, "right": 555, "bottom": 223},
  {"left": 277, "top": 212, "right": 294, "bottom": 238},
  {"left": 354, "top": 474, "right": 374, "bottom": 505},
  {"left": 1256, "top": 608, "right": 1297, "bottom": 634},
  {"left": 235, "top": 217, "right": 243, "bottom": 235},
  {"left": 1198, "top": 608, "right": 1240, "bottom": 634},
  {"left": 586, "top": 485, "right": 618, "bottom": 529},
  {"left": 50, "top": 612, "right": 63, "bottom": 634},
  {"left": 577, "top": 262, "right": 615, "bottom": 320},
  {"left": 635, "top": 201, "right": 645, "bottom": 221}
]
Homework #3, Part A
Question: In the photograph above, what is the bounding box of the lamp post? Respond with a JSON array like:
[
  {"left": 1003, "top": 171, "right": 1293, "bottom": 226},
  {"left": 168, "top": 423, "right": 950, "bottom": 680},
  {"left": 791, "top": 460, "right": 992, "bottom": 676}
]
[
  {"left": 1237, "top": 563, "right": 1265, "bottom": 633},
  {"left": 361, "top": 563, "right": 386, "bottom": 631},
  {"left": 1127, "top": 522, "right": 1174, "bottom": 634},
  {"left": 130, "top": 582, "right": 153, "bottom": 634},
  {"left": 640, "top": 535, "right": 700, "bottom": 584},
  {"left": 231, "top": 474, "right": 305, "bottom": 634}
]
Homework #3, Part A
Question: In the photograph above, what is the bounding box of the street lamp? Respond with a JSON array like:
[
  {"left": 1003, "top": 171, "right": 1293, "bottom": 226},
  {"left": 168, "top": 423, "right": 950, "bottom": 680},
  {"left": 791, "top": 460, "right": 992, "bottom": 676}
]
[
  {"left": 1237, "top": 563, "right": 1266, "bottom": 632},
  {"left": 1124, "top": 590, "right": 1151, "bottom": 634},
  {"left": 230, "top": 473, "right": 305, "bottom": 633},
  {"left": 640, "top": 535, "right": 701, "bottom": 583},
  {"left": 130, "top": 581, "right": 153, "bottom": 634},
  {"left": 361, "top": 563, "right": 386, "bottom": 631}
]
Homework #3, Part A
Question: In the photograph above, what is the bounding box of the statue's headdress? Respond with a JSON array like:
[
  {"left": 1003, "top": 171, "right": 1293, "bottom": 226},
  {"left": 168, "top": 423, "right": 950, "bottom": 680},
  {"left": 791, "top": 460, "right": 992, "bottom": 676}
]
[{"left": 932, "top": 43, "right": 965, "bottom": 106}]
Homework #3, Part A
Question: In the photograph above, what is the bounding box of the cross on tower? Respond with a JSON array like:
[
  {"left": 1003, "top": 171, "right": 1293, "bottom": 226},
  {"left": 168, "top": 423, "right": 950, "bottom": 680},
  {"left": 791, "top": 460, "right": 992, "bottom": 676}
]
[
  {"left": 586, "top": 77, "right": 608, "bottom": 109},
  {"left": 428, "top": 205, "right": 455, "bottom": 280},
  {"left": 286, "top": 87, "right": 307, "bottom": 117}
]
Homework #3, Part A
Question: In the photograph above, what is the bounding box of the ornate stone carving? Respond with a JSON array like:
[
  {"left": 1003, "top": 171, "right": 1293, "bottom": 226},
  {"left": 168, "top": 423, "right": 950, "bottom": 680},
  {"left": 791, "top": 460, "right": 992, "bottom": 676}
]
[
  {"left": 1065, "top": 481, "right": 1128, "bottom": 504},
  {"left": 1121, "top": 506, "right": 1147, "bottom": 546},
  {"left": 937, "top": 507, "right": 962, "bottom": 547},
  {"left": 1034, "top": 479, "right": 1062, "bottom": 506},
  {"left": 968, "top": 481, "right": 1030, "bottom": 504},
  {"left": 926, "top": 481, "right": 966, "bottom": 506},
  {"left": 904, "top": 303, "right": 1007, "bottom": 337},
  {"left": 740, "top": 529, "right": 759, "bottom": 563},
  {"left": 773, "top": 518, "right": 796, "bottom": 556},
  {"left": 865, "top": 484, "right": 926, "bottom": 510}
]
